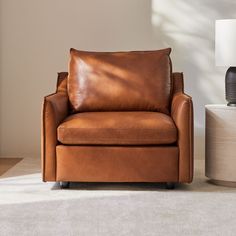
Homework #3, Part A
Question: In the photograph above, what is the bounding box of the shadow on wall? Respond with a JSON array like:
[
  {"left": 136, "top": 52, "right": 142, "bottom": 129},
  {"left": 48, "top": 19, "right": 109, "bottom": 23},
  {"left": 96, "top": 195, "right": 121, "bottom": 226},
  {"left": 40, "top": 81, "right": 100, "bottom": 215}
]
[{"left": 151, "top": 0, "right": 236, "bottom": 159}]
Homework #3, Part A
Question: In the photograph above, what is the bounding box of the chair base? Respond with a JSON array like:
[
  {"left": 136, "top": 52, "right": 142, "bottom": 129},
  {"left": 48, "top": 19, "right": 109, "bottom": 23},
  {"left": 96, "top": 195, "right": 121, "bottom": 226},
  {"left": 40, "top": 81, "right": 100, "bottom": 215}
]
[
  {"left": 59, "top": 181, "right": 175, "bottom": 189},
  {"left": 166, "top": 182, "right": 175, "bottom": 189},
  {"left": 59, "top": 181, "right": 70, "bottom": 189},
  {"left": 56, "top": 145, "right": 179, "bottom": 182}
]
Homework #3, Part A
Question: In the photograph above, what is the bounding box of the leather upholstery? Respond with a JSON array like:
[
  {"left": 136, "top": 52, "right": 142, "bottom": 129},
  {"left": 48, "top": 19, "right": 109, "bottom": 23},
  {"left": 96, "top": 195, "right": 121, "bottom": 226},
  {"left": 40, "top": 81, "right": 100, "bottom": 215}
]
[
  {"left": 41, "top": 72, "right": 69, "bottom": 181},
  {"left": 56, "top": 145, "right": 178, "bottom": 182},
  {"left": 56, "top": 72, "right": 68, "bottom": 93},
  {"left": 41, "top": 71, "right": 193, "bottom": 184},
  {"left": 57, "top": 111, "right": 177, "bottom": 145},
  {"left": 171, "top": 73, "right": 194, "bottom": 183},
  {"left": 68, "top": 48, "right": 172, "bottom": 114},
  {"left": 172, "top": 72, "right": 184, "bottom": 94}
]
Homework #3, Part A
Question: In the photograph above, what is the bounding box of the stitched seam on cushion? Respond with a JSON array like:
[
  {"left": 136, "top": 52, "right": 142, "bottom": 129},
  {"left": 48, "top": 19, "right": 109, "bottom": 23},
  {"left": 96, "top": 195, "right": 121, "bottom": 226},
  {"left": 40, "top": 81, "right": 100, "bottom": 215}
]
[
  {"left": 58, "top": 127, "right": 176, "bottom": 130},
  {"left": 59, "top": 141, "right": 176, "bottom": 145},
  {"left": 58, "top": 135, "right": 176, "bottom": 142},
  {"left": 59, "top": 138, "right": 175, "bottom": 141},
  {"left": 58, "top": 137, "right": 177, "bottom": 145}
]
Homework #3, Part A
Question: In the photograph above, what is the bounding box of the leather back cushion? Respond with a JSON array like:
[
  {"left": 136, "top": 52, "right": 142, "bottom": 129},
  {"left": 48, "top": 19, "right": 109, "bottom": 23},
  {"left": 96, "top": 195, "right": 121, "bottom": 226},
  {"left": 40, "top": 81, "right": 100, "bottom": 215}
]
[{"left": 68, "top": 48, "right": 172, "bottom": 114}]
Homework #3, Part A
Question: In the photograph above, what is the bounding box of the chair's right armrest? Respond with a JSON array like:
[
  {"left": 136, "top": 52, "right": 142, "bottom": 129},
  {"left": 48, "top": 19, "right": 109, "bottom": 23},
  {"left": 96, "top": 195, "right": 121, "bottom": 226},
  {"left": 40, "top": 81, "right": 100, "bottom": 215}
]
[
  {"left": 41, "top": 92, "right": 69, "bottom": 181},
  {"left": 171, "top": 92, "right": 194, "bottom": 183}
]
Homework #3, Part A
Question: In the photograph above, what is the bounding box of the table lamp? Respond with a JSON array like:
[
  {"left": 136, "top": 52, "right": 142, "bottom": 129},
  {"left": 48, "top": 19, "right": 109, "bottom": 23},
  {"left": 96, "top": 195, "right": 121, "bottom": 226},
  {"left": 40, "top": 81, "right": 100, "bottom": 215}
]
[{"left": 215, "top": 19, "right": 236, "bottom": 106}]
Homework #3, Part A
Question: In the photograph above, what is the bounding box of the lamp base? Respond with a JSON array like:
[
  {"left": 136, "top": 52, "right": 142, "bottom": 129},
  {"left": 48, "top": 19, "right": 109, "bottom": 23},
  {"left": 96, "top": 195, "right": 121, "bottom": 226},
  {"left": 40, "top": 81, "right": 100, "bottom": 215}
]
[{"left": 226, "top": 67, "right": 236, "bottom": 106}]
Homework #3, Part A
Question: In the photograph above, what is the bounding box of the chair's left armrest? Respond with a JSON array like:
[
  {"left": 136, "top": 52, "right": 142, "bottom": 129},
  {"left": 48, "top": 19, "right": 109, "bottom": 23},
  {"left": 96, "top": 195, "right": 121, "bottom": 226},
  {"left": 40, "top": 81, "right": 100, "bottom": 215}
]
[
  {"left": 171, "top": 92, "right": 194, "bottom": 183},
  {"left": 41, "top": 92, "right": 69, "bottom": 181}
]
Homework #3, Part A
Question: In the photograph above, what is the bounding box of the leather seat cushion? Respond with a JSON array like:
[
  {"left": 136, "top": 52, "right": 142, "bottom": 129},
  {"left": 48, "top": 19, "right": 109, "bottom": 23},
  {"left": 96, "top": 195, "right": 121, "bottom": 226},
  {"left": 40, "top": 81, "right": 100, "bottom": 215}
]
[
  {"left": 57, "top": 112, "right": 177, "bottom": 145},
  {"left": 68, "top": 48, "right": 172, "bottom": 114}
]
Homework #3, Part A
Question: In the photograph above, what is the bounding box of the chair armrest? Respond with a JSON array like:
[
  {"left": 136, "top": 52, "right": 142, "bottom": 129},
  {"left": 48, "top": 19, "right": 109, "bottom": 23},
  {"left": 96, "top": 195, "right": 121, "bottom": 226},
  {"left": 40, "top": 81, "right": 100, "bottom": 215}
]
[
  {"left": 41, "top": 91, "right": 69, "bottom": 181},
  {"left": 171, "top": 92, "right": 194, "bottom": 183}
]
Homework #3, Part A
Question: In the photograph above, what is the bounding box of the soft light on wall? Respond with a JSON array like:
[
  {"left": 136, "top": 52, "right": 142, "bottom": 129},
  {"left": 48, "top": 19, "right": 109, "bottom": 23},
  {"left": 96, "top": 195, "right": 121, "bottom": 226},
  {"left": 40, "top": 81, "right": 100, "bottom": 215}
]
[
  {"left": 0, "top": 0, "right": 236, "bottom": 159},
  {"left": 151, "top": 0, "right": 236, "bottom": 158}
]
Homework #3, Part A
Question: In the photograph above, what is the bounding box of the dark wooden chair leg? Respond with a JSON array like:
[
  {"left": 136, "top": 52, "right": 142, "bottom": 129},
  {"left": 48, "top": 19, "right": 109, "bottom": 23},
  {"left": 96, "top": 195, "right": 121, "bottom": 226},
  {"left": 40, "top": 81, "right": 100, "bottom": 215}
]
[
  {"left": 60, "top": 181, "right": 70, "bottom": 189},
  {"left": 166, "top": 182, "right": 175, "bottom": 189}
]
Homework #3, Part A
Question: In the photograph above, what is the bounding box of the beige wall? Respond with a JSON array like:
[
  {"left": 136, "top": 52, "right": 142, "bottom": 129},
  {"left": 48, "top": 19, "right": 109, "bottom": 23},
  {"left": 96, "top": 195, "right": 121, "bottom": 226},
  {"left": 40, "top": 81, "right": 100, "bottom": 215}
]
[{"left": 0, "top": 0, "right": 236, "bottom": 159}]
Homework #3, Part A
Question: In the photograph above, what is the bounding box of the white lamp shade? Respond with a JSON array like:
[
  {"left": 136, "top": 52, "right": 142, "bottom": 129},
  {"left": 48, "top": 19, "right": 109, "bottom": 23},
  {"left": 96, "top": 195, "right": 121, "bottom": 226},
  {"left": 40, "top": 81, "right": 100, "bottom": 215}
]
[{"left": 215, "top": 19, "right": 236, "bottom": 66}]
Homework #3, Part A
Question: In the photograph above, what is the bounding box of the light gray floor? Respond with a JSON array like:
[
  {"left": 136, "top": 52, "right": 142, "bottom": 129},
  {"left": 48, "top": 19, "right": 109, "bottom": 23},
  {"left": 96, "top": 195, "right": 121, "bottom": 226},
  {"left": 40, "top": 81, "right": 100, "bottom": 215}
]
[{"left": 0, "top": 158, "right": 236, "bottom": 236}]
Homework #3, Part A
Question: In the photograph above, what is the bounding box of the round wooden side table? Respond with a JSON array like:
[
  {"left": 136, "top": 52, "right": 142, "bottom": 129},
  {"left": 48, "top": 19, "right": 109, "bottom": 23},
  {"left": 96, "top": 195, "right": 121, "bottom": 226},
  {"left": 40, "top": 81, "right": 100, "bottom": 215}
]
[{"left": 205, "top": 104, "right": 236, "bottom": 187}]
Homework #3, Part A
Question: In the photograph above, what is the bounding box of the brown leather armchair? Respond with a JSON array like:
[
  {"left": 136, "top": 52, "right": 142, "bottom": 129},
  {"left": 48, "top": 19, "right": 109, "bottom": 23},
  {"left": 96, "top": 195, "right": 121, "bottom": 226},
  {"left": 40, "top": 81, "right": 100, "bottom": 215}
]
[{"left": 41, "top": 49, "right": 193, "bottom": 189}]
